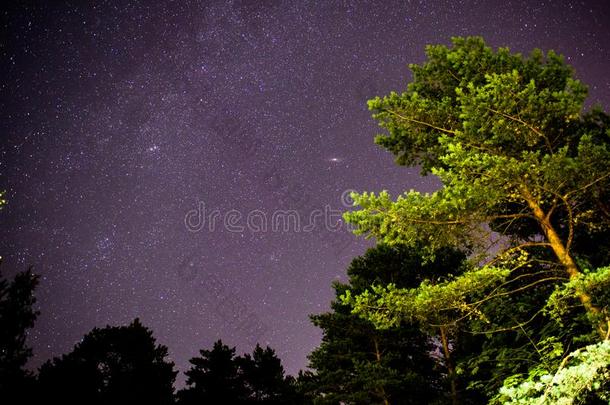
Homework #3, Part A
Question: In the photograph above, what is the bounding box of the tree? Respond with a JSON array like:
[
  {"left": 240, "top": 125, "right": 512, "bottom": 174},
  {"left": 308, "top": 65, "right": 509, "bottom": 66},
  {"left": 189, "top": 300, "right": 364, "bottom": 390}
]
[
  {"left": 178, "top": 340, "right": 248, "bottom": 404},
  {"left": 495, "top": 339, "right": 610, "bottom": 404},
  {"left": 0, "top": 266, "right": 39, "bottom": 402},
  {"left": 307, "top": 244, "right": 475, "bottom": 404},
  {"left": 36, "top": 319, "right": 177, "bottom": 405},
  {"left": 341, "top": 37, "right": 610, "bottom": 400},
  {"left": 178, "top": 340, "right": 299, "bottom": 404},
  {"left": 239, "top": 344, "right": 300, "bottom": 404},
  {"left": 343, "top": 35, "right": 609, "bottom": 333}
]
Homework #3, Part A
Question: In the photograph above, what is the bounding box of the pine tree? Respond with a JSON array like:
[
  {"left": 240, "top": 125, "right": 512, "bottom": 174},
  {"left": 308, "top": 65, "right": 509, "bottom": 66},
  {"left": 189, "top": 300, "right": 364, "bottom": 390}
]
[
  {"left": 178, "top": 340, "right": 300, "bottom": 404},
  {"left": 307, "top": 244, "right": 471, "bottom": 404},
  {"left": 178, "top": 340, "right": 248, "bottom": 404},
  {"left": 342, "top": 36, "right": 610, "bottom": 402},
  {"left": 239, "top": 344, "right": 300, "bottom": 404}
]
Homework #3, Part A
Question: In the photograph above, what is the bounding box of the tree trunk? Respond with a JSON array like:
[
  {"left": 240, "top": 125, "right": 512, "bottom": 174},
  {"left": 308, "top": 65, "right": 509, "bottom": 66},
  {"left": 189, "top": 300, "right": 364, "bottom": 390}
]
[
  {"left": 373, "top": 337, "right": 391, "bottom": 405},
  {"left": 439, "top": 326, "right": 458, "bottom": 405},
  {"left": 521, "top": 187, "right": 607, "bottom": 337}
]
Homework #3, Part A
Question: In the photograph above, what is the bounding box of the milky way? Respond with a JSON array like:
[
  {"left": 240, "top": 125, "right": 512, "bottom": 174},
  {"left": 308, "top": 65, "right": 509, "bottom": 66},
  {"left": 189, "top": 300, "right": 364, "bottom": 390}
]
[{"left": 1, "top": 0, "right": 609, "bottom": 381}]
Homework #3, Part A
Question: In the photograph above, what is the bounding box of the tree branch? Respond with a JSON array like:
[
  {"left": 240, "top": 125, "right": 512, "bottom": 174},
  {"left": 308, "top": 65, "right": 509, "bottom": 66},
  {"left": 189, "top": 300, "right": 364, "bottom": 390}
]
[
  {"left": 487, "top": 108, "right": 553, "bottom": 152},
  {"left": 383, "top": 109, "right": 458, "bottom": 135}
]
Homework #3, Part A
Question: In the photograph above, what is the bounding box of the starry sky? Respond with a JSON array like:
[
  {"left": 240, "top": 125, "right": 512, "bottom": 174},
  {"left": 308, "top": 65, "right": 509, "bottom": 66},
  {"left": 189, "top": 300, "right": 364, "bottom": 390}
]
[{"left": 1, "top": 0, "right": 609, "bottom": 382}]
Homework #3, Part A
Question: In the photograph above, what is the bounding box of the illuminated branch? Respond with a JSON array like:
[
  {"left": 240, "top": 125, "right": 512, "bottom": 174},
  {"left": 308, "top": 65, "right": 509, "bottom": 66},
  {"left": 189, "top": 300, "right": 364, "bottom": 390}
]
[
  {"left": 487, "top": 108, "right": 553, "bottom": 152},
  {"left": 465, "top": 308, "right": 546, "bottom": 335},
  {"left": 564, "top": 172, "right": 610, "bottom": 199},
  {"left": 484, "top": 242, "right": 552, "bottom": 267},
  {"left": 441, "top": 276, "right": 566, "bottom": 326},
  {"left": 383, "top": 108, "right": 458, "bottom": 135}
]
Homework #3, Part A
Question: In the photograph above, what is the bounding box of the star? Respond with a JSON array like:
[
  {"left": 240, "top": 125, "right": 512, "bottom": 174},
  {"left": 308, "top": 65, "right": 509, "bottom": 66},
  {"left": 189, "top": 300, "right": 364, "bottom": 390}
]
[{"left": 1, "top": 0, "right": 607, "bottom": 384}]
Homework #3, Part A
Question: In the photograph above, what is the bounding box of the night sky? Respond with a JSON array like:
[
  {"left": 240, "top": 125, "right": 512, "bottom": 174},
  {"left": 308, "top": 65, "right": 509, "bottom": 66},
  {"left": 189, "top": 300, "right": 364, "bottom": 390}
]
[{"left": 1, "top": 0, "right": 609, "bottom": 382}]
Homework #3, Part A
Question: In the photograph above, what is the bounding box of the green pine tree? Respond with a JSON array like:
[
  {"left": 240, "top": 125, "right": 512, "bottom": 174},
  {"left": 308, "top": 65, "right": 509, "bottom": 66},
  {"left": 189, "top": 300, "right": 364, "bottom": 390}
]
[
  {"left": 308, "top": 244, "right": 474, "bottom": 404},
  {"left": 341, "top": 37, "right": 610, "bottom": 403}
]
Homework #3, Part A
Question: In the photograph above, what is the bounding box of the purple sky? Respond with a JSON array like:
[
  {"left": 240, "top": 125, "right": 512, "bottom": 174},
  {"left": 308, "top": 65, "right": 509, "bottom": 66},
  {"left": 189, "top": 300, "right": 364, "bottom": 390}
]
[{"left": 1, "top": 0, "right": 609, "bottom": 382}]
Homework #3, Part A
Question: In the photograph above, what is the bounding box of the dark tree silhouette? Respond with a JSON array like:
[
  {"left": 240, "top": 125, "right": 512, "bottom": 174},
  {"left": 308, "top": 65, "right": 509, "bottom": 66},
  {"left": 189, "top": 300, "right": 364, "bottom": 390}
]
[
  {"left": 238, "top": 344, "right": 300, "bottom": 404},
  {"left": 0, "top": 267, "right": 39, "bottom": 402},
  {"left": 36, "top": 319, "right": 176, "bottom": 405},
  {"left": 178, "top": 340, "right": 301, "bottom": 404},
  {"left": 178, "top": 340, "right": 248, "bottom": 404}
]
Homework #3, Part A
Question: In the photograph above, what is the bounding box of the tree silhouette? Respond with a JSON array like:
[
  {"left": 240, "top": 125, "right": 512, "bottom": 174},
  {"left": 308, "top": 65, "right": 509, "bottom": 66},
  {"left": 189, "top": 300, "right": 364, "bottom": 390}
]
[
  {"left": 178, "top": 340, "right": 248, "bottom": 404},
  {"left": 238, "top": 344, "right": 300, "bottom": 404},
  {"left": 36, "top": 319, "right": 176, "bottom": 405},
  {"left": 0, "top": 266, "right": 39, "bottom": 402},
  {"left": 178, "top": 340, "right": 301, "bottom": 404}
]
